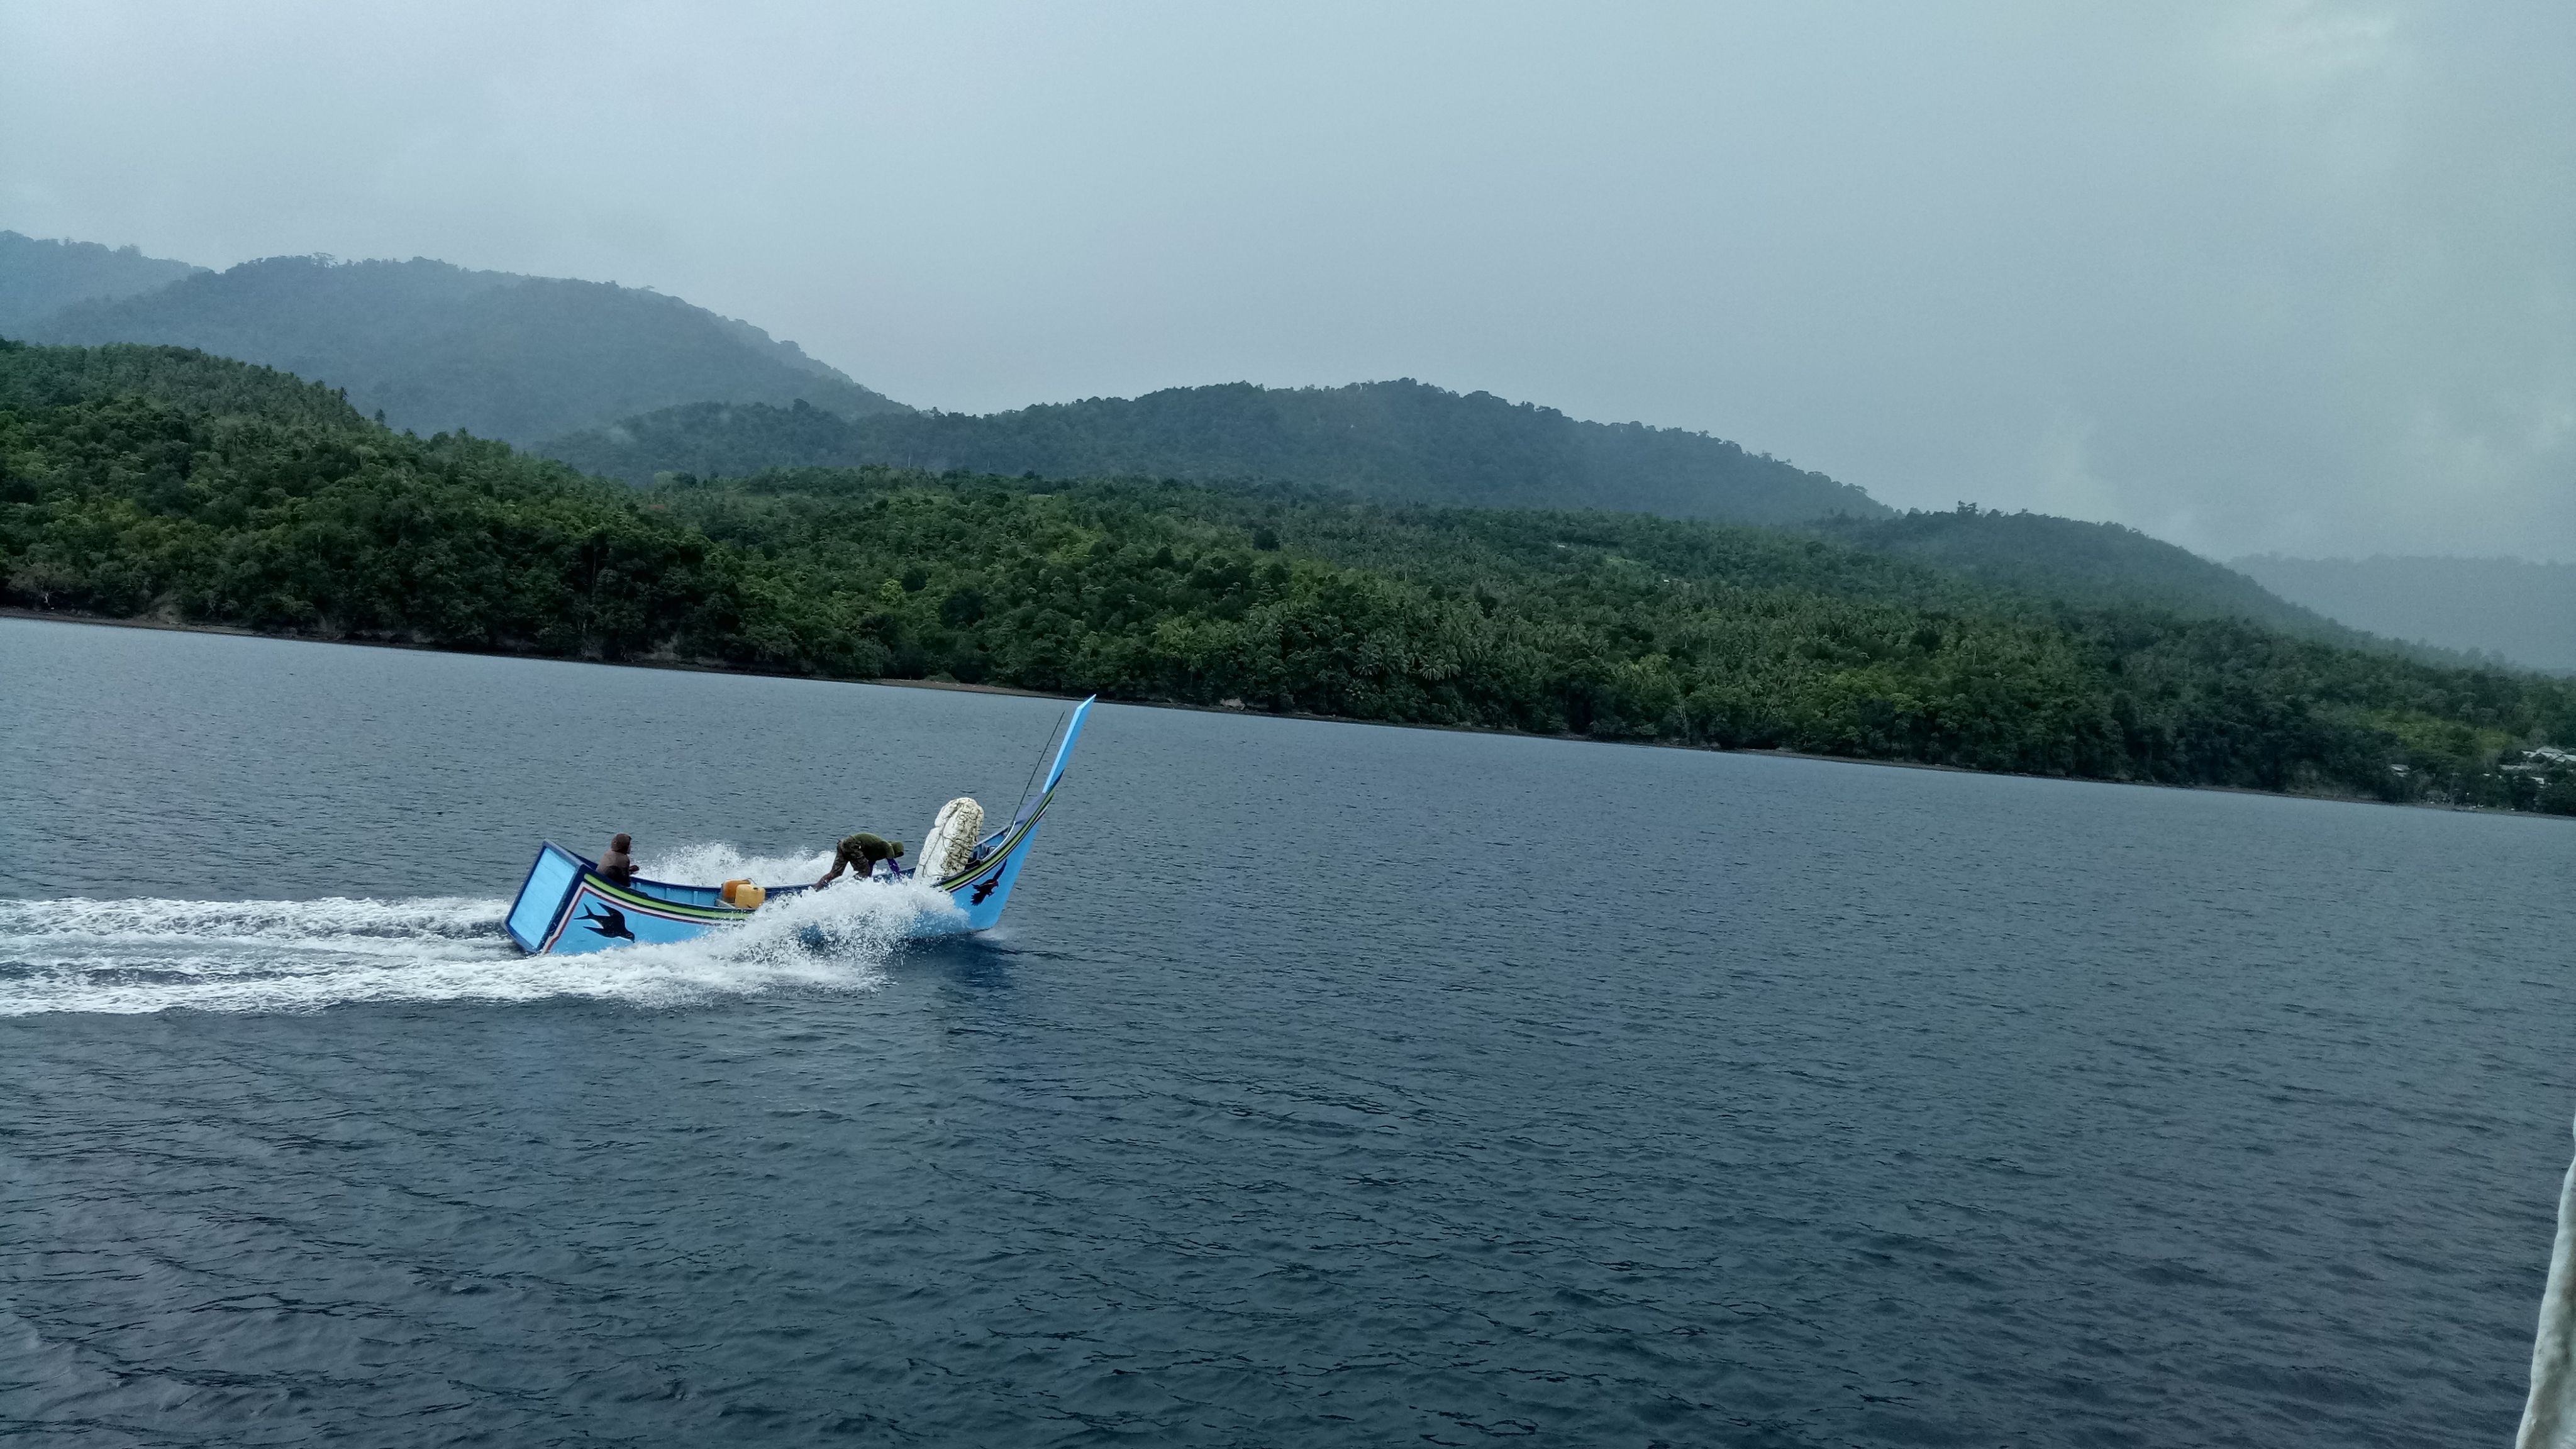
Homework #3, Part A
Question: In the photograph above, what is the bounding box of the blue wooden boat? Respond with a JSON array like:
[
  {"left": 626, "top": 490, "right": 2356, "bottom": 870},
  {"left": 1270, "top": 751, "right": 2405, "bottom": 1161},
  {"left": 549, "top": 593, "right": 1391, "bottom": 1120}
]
[{"left": 503, "top": 697, "right": 1096, "bottom": 955}]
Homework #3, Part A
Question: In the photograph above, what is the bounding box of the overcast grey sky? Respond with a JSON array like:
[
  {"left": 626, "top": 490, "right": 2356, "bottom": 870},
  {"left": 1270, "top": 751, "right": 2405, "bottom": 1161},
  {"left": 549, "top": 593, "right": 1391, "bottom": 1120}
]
[{"left": 2, "top": 2, "right": 2568, "bottom": 560}]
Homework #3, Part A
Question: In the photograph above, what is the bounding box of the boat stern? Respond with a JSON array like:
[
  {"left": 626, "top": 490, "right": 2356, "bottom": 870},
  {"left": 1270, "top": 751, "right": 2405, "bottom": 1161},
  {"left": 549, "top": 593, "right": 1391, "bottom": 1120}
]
[{"left": 505, "top": 843, "right": 748, "bottom": 955}]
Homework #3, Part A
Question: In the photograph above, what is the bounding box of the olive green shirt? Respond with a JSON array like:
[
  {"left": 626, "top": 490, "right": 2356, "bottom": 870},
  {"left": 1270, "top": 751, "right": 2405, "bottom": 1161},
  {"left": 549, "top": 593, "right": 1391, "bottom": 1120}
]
[{"left": 837, "top": 833, "right": 899, "bottom": 867}]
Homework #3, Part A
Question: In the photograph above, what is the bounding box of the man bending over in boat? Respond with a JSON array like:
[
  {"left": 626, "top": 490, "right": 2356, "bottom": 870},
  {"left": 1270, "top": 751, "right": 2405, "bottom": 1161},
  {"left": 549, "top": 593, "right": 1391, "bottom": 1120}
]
[
  {"left": 600, "top": 834, "right": 637, "bottom": 887},
  {"left": 814, "top": 833, "right": 905, "bottom": 889}
]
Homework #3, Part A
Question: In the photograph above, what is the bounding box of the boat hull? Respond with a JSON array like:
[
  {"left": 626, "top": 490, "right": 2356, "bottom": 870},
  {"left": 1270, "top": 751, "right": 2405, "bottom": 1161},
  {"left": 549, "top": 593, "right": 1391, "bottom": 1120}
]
[
  {"left": 502, "top": 697, "right": 1092, "bottom": 956},
  {"left": 505, "top": 849, "right": 780, "bottom": 955}
]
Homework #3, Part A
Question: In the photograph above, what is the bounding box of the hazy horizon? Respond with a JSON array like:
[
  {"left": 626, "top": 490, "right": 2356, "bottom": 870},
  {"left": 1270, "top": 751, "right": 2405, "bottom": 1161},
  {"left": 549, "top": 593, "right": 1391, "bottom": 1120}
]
[{"left": 4, "top": 2, "right": 2568, "bottom": 562}]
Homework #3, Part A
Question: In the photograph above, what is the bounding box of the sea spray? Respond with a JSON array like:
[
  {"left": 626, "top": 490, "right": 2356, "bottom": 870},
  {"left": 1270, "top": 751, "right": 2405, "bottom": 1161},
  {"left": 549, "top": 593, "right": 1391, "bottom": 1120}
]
[
  {"left": 0, "top": 852, "right": 958, "bottom": 1016},
  {"left": 638, "top": 841, "right": 840, "bottom": 889}
]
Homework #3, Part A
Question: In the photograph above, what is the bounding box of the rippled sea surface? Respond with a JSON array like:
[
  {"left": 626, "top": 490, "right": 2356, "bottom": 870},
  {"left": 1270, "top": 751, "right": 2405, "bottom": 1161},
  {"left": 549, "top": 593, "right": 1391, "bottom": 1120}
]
[{"left": 3, "top": 616, "right": 2572, "bottom": 1447}]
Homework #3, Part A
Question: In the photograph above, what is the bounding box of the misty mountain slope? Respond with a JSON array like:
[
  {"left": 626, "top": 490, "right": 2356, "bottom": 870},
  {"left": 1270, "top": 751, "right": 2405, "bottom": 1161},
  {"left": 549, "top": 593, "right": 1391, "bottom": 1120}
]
[
  {"left": 0, "top": 231, "right": 204, "bottom": 333},
  {"left": 2233, "top": 555, "right": 2576, "bottom": 674},
  {"left": 1813, "top": 508, "right": 2450, "bottom": 657},
  {"left": 23, "top": 255, "right": 908, "bottom": 443},
  {"left": 540, "top": 380, "right": 1892, "bottom": 526}
]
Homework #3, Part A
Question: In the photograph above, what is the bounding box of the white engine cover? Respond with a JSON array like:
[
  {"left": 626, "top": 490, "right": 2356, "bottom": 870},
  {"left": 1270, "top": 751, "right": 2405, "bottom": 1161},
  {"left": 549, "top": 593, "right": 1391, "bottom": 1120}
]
[{"left": 918, "top": 797, "right": 985, "bottom": 884}]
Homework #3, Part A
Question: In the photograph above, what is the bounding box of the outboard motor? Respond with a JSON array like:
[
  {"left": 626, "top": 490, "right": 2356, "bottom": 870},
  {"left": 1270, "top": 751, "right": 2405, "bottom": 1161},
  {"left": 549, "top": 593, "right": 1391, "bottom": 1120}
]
[{"left": 918, "top": 797, "right": 985, "bottom": 886}]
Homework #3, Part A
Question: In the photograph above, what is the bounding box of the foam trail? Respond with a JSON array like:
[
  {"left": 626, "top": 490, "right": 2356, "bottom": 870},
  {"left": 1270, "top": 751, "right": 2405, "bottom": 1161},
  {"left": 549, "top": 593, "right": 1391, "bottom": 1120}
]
[{"left": 0, "top": 868, "right": 958, "bottom": 1016}]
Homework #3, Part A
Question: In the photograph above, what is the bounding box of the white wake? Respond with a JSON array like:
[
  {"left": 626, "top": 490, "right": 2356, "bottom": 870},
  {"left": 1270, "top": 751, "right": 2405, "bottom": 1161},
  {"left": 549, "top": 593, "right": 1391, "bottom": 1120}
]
[{"left": 0, "top": 848, "right": 962, "bottom": 1016}]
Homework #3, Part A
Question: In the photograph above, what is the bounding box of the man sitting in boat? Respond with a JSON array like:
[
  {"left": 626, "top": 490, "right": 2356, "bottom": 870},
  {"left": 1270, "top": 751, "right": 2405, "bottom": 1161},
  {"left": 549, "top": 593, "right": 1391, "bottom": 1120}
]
[
  {"left": 599, "top": 833, "right": 637, "bottom": 887},
  {"left": 814, "top": 832, "right": 905, "bottom": 889}
]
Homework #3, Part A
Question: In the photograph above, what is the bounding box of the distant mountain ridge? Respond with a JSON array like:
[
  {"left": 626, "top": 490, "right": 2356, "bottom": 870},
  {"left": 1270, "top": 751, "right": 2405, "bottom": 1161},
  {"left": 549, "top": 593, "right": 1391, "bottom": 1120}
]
[
  {"left": 540, "top": 381, "right": 1892, "bottom": 528},
  {"left": 0, "top": 235, "right": 2506, "bottom": 670},
  {"left": 2233, "top": 555, "right": 2576, "bottom": 674},
  {"left": 17, "top": 254, "right": 908, "bottom": 444},
  {"left": 0, "top": 231, "right": 204, "bottom": 333},
  {"left": 545, "top": 393, "right": 2434, "bottom": 657},
  {"left": 1811, "top": 507, "right": 2447, "bottom": 657}
]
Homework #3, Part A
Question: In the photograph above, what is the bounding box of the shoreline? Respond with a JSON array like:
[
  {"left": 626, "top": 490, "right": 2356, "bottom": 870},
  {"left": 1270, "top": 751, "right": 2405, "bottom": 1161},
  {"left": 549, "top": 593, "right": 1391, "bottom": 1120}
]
[{"left": 4, "top": 606, "right": 2560, "bottom": 822}]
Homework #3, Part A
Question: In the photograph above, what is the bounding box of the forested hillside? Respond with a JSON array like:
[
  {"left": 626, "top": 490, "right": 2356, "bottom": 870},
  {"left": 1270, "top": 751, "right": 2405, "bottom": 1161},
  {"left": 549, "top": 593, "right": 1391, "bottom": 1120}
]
[
  {"left": 539, "top": 380, "right": 1890, "bottom": 526},
  {"left": 5, "top": 240, "right": 2369, "bottom": 660},
  {"left": 547, "top": 389, "right": 2383, "bottom": 646},
  {"left": 19, "top": 255, "right": 908, "bottom": 443},
  {"left": 5, "top": 340, "right": 2572, "bottom": 813},
  {"left": 1816, "top": 508, "right": 2446, "bottom": 660},
  {"left": 0, "top": 232, "right": 203, "bottom": 333}
]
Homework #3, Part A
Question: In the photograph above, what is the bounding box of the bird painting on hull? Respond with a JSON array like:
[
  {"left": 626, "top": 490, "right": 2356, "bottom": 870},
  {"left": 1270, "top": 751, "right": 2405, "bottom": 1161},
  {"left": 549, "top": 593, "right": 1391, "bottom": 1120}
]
[{"left": 578, "top": 904, "right": 635, "bottom": 941}]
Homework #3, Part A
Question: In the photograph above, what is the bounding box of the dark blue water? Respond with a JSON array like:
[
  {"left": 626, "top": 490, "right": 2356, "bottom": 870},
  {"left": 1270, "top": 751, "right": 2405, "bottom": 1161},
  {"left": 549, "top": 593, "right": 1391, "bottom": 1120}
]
[{"left": 3, "top": 616, "right": 2571, "bottom": 1446}]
